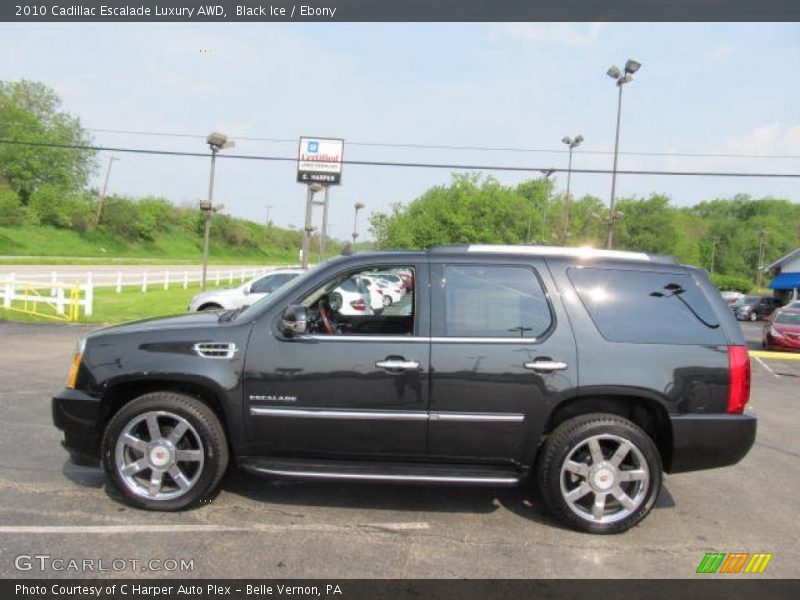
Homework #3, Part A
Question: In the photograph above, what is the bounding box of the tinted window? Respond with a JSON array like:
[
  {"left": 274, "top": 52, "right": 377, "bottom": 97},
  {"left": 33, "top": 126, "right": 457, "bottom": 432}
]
[
  {"left": 442, "top": 265, "right": 551, "bottom": 338},
  {"left": 774, "top": 312, "right": 800, "bottom": 325},
  {"left": 568, "top": 268, "right": 723, "bottom": 345}
]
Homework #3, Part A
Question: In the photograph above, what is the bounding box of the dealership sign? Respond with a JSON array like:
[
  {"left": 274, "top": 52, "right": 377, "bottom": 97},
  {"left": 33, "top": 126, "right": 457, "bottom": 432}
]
[{"left": 297, "top": 137, "right": 344, "bottom": 185}]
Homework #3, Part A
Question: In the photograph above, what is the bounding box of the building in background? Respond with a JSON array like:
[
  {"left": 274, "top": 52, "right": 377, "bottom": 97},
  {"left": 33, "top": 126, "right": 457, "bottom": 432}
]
[{"left": 766, "top": 248, "right": 800, "bottom": 303}]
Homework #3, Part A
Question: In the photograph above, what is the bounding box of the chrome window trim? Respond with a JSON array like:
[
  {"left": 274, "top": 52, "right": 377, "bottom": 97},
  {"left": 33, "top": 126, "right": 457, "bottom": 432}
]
[{"left": 249, "top": 407, "right": 524, "bottom": 423}]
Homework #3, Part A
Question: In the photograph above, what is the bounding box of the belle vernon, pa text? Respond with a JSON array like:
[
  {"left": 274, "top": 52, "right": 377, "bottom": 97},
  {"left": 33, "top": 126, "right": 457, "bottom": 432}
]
[
  {"left": 43, "top": 5, "right": 337, "bottom": 19},
  {"left": 16, "top": 584, "right": 343, "bottom": 597}
]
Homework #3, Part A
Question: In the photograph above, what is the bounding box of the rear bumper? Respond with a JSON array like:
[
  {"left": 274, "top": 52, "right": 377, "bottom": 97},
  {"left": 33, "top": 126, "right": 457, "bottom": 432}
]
[
  {"left": 52, "top": 388, "right": 102, "bottom": 466},
  {"left": 668, "top": 413, "right": 756, "bottom": 473}
]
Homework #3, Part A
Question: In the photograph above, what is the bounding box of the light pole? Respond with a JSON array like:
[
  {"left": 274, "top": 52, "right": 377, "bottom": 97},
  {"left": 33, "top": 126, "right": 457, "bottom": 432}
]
[
  {"left": 605, "top": 58, "right": 641, "bottom": 249},
  {"left": 265, "top": 205, "right": 273, "bottom": 226},
  {"left": 93, "top": 155, "right": 120, "bottom": 226},
  {"left": 352, "top": 202, "right": 365, "bottom": 244},
  {"left": 527, "top": 169, "right": 555, "bottom": 245},
  {"left": 319, "top": 186, "right": 330, "bottom": 261},
  {"left": 301, "top": 183, "right": 323, "bottom": 269},
  {"left": 561, "top": 134, "right": 583, "bottom": 243},
  {"left": 201, "top": 132, "right": 234, "bottom": 290},
  {"left": 756, "top": 229, "right": 767, "bottom": 289}
]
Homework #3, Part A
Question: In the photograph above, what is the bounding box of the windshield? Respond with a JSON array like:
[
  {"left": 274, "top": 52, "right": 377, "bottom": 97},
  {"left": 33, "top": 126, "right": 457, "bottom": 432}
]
[{"left": 774, "top": 312, "right": 800, "bottom": 326}]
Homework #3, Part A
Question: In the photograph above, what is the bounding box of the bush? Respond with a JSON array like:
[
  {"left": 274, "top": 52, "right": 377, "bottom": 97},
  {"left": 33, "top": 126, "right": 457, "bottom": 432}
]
[
  {"left": 0, "top": 187, "right": 26, "bottom": 225},
  {"left": 28, "top": 185, "right": 94, "bottom": 231},
  {"left": 101, "top": 196, "right": 144, "bottom": 242},
  {"left": 711, "top": 273, "right": 753, "bottom": 293}
]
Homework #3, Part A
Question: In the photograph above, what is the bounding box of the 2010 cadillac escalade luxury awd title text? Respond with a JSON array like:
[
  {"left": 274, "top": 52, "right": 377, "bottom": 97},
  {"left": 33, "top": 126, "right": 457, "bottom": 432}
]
[{"left": 53, "top": 245, "right": 756, "bottom": 533}]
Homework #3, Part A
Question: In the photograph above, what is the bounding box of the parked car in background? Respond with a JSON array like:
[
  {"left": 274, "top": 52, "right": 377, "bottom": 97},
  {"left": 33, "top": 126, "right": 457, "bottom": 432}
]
[
  {"left": 328, "top": 276, "right": 375, "bottom": 316},
  {"left": 188, "top": 268, "right": 303, "bottom": 312},
  {"left": 720, "top": 290, "right": 744, "bottom": 305},
  {"left": 762, "top": 308, "right": 800, "bottom": 352},
  {"left": 731, "top": 295, "right": 781, "bottom": 321},
  {"left": 785, "top": 300, "right": 800, "bottom": 310}
]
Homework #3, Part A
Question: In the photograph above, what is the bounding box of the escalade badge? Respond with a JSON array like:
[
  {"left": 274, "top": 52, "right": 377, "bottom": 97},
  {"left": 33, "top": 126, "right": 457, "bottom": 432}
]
[{"left": 250, "top": 395, "right": 297, "bottom": 402}]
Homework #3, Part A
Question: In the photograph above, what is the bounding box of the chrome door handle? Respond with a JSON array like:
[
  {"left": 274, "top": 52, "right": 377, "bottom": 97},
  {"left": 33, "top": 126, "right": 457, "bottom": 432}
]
[
  {"left": 524, "top": 360, "right": 568, "bottom": 372},
  {"left": 376, "top": 359, "right": 420, "bottom": 371}
]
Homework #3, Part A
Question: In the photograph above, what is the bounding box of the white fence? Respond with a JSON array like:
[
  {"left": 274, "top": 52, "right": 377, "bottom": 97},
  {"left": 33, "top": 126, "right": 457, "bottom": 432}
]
[
  {"left": 0, "top": 266, "right": 299, "bottom": 319},
  {"left": 0, "top": 276, "right": 89, "bottom": 320}
]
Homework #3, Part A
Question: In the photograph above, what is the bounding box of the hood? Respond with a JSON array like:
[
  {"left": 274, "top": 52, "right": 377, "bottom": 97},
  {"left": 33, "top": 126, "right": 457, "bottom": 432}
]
[
  {"left": 192, "top": 286, "right": 243, "bottom": 301},
  {"left": 772, "top": 322, "right": 800, "bottom": 334},
  {"left": 88, "top": 311, "right": 224, "bottom": 338}
]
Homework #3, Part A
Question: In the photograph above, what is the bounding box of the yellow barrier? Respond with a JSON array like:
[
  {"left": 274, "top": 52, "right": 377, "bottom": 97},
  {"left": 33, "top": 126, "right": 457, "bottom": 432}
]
[
  {"left": 749, "top": 350, "right": 800, "bottom": 360},
  {"left": 1, "top": 280, "right": 82, "bottom": 322}
]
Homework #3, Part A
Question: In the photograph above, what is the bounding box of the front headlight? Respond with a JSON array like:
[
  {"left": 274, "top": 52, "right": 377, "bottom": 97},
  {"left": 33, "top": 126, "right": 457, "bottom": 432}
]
[{"left": 66, "top": 337, "right": 87, "bottom": 389}]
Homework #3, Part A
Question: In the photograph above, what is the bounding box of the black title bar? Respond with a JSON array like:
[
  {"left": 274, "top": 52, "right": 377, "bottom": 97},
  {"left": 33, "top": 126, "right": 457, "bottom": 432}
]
[{"left": 2, "top": 0, "right": 800, "bottom": 22}]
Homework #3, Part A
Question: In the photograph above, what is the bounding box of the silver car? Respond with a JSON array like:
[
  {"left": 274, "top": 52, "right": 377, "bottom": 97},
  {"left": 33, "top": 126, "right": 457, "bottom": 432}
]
[{"left": 188, "top": 268, "right": 303, "bottom": 312}]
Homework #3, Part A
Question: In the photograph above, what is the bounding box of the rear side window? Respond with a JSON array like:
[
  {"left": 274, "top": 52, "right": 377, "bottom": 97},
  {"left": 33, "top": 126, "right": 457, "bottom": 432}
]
[
  {"left": 568, "top": 267, "right": 723, "bottom": 345},
  {"left": 441, "top": 265, "right": 552, "bottom": 338}
]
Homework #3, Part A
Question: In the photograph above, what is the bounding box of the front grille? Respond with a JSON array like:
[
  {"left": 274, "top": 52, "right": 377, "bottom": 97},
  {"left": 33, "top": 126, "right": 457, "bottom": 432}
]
[{"left": 193, "top": 342, "right": 237, "bottom": 359}]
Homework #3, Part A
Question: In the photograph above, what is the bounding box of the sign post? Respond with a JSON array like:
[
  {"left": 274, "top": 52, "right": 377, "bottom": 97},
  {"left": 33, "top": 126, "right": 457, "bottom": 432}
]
[{"left": 297, "top": 137, "right": 344, "bottom": 267}]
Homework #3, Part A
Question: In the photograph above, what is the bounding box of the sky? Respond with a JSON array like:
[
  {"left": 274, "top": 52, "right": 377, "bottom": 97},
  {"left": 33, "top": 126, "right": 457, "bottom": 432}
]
[{"left": 2, "top": 21, "right": 799, "bottom": 240}]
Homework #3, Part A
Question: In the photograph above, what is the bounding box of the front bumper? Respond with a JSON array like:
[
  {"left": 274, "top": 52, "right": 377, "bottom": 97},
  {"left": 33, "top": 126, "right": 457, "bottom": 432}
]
[
  {"left": 52, "top": 388, "right": 102, "bottom": 466},
  {"left": 668, "top": 413, "right": 756, "bottom": 473}
]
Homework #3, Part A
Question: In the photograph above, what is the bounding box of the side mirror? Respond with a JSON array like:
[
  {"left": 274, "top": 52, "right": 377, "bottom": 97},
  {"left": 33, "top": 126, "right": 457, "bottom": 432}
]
[
  {"left": 243, "top": 285, "right": 252, "bottom": 294},
  {"left": 281, "top": 305, "right": 308, "bottom": 336}
]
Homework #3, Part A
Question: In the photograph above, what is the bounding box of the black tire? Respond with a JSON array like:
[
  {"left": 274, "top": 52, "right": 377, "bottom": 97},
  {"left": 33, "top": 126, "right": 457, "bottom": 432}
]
[
  {"left": 101, "top": 392, "right": 229, "bottom": 511},
  {"left": 199, "top": 303, "right": 223, "bottom": 312},
  {"left": 536, "top": 413, "right": 662, "bottom": 534}
]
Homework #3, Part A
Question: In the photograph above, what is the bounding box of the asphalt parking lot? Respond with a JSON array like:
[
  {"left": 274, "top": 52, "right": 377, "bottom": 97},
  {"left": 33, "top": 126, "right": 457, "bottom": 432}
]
[{"left": 1, "top": 319, "right": 798, "bottom": 579}]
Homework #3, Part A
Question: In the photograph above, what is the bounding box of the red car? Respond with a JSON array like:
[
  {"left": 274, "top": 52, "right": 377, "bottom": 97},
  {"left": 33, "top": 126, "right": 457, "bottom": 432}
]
[{"left": 762, "top": 308, "right": 800, "bottom": 352}]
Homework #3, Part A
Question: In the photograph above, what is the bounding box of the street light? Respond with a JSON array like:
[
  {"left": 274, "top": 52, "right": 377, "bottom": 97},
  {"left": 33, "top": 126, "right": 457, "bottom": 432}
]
[
  {"left": 201, "top": 132, "right": 235, "bottom": 290},
  {"left": 352, "top": 202, "right": 365, "bottom": 244},
  {"left": 605, "top": 58, "right": 641, "bottom": 249},
  {"left": 561, "top": 134, "right": 583, "bottom": 243},
  {"left": 265, "top": 205, "right": 274, "bottom": 226},
  {"left": 526, "top": 169, "right": 555, "bottom": 245},
  {"left": 301, "top": 183, "right": 324, "bottom": 269}
]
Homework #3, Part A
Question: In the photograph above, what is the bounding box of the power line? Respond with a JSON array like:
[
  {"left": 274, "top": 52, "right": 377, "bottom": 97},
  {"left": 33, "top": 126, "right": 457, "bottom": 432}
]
[
  {"left": 1, "top": 138, "right": 799, "bottom": 179},
  {"left": 2, "top": 122, "right": 799, "bottom": 160}
]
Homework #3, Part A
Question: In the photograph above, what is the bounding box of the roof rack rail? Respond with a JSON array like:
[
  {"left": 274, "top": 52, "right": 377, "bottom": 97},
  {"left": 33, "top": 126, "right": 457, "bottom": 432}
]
[{"left": 428, "top": 244, "right": 677, "bottom": 264}]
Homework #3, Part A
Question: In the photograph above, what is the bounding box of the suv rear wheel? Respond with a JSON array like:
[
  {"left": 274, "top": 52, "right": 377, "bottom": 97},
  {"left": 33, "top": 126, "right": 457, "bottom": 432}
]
[
  {"left": 101, "top": 392, "right": 229, "bottom": 511},
  {"left": 536, "top": 413, "right": 662, "bottom": 534}
]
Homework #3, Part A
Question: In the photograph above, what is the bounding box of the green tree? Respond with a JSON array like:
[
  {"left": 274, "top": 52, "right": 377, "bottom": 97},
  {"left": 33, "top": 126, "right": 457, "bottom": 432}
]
[
  {"left": 0, "top": 80, "right": 96, "bottom": 204},
  {"left": 613, "top": 195, "right": 679, "bottom": 255}
]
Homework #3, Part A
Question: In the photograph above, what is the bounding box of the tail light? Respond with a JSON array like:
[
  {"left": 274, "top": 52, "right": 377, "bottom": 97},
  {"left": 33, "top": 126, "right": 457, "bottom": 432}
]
[
  {"left": 349, "top": 298, "right": 367, "bottom": 311},
  {"left": 727, "top": 345, "right": 750, "bottom": 414}
]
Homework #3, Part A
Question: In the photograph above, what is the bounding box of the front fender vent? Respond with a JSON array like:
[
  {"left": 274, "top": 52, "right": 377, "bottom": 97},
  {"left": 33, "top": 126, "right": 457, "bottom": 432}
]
[{"left": 193, "top": 342, "right": 237, "bottom": 359}]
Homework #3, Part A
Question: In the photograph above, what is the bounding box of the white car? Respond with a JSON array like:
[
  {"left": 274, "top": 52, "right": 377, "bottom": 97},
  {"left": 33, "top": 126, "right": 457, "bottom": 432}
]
[
  {"left": 720, "top": 290, "right": 744, "bottom": 305},
  {"left": 371, "top": 274, "right": 405, "bottom": 305},
  {"left": 358, "top": 276, "right": 388, "bottom": 312},
  {"left": 188, "top": 268, "right": 303, "bottom": 312},
  {"left": 328, "top": 277, "right": 376, "bottom": 316}
]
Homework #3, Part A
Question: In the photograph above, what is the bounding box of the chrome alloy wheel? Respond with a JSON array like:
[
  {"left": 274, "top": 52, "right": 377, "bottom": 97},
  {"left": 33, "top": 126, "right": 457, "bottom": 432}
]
[
  {"left": 114, "top": 411, "right": 205, "bottom": 501},
  {"left": 559, "top": 434, "right": 650, "bottom": 524}
]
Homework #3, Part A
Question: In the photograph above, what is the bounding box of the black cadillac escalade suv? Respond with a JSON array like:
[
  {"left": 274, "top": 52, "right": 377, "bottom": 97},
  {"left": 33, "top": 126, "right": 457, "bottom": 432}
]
[{"left": 52, "top": 245, "right": 756, "bottom": 534}]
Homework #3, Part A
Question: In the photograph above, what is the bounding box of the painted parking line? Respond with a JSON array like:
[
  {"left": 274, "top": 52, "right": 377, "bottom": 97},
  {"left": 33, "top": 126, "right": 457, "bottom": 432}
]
[
  {"left": 0, "top": 522, "right": 430, "bottom": 534},
  {"left": 749, "top": 350, "right": 800, "bottom": 360},
  {"left": 754, "top": 357, "right": 780, "bottom": 378}
]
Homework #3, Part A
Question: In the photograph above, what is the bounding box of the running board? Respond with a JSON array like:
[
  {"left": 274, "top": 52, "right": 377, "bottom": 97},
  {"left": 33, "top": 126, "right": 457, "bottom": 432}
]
[{"left": 238, "top": 457, "right": 523, "bottom": 487}]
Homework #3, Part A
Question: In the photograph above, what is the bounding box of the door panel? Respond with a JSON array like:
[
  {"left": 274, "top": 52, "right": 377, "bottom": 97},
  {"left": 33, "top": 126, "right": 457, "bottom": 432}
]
[
  {"left": 243, "top": 262, "right": 430, "bottom": 459},
  {"left": 428, "top": 260, "right": 577, "bottom": 463}
]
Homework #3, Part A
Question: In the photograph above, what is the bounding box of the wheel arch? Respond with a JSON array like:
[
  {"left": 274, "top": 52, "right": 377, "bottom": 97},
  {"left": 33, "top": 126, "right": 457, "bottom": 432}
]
[
  {"left": 98, "top": 377, "right": 233, "bottom": 449},
  {"left": 542, "top": 392, "right": 674, "bottom": 472}
]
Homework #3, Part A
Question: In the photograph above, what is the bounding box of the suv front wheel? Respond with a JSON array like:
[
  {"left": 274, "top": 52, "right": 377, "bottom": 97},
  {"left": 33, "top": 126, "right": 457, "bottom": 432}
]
[
  {"left": 101, "top": 392, "right": 229, "bottom": 511},
  {"left": 537, "top": 413, "right": 662, "bottom": 534}
]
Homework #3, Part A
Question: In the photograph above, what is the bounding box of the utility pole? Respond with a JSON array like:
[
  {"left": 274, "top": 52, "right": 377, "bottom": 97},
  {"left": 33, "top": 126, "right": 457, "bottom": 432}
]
[
  {"left": 93, "top": 156, "right": 119, "bottom": 227},
  {"left": 540, "top": 169, "right": 555, "bottom": 245},
  {"left": 265, "top": 205, "right": 273, "bottom": 226},
  {"left": 710, "top": 238, "right": 720, "bottom": 274},
  {"left": 756, "top": 230, "right": 767, "bottom": 289}
]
